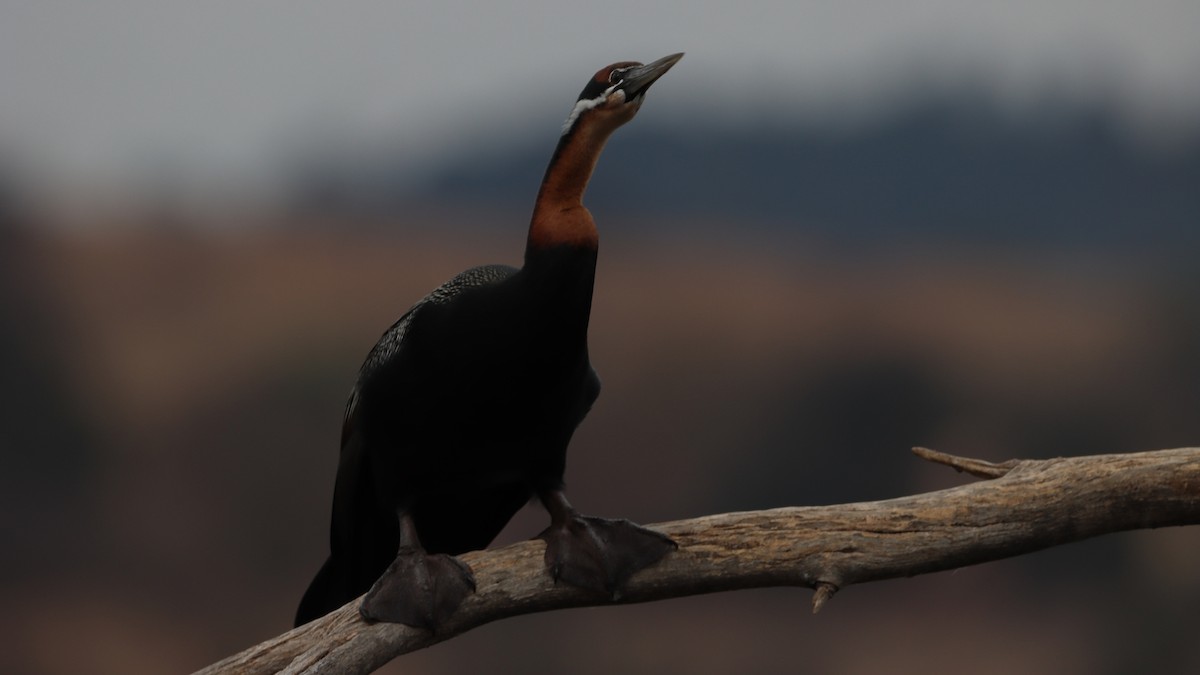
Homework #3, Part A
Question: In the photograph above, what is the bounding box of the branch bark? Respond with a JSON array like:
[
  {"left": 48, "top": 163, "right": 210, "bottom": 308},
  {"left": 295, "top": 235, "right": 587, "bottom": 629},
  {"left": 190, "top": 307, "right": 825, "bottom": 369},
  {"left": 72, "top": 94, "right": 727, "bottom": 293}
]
[{"left": 196, "top": 447, "right": 1200, "bottom": 675}]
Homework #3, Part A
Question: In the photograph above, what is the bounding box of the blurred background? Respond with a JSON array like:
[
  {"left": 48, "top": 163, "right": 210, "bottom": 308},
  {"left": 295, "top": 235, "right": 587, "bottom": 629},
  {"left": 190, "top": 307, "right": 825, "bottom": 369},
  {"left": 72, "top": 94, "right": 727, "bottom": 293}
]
[{"left": 3, "top": 2, "right": 1199, "bottom": 673}]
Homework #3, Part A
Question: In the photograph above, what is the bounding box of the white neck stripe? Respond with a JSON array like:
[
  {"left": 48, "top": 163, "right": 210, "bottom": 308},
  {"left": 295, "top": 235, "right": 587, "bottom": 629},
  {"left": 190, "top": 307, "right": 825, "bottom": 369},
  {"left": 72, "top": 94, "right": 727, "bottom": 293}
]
[{"left": 561, "top": 84, "right": 622, "bottom": 135}]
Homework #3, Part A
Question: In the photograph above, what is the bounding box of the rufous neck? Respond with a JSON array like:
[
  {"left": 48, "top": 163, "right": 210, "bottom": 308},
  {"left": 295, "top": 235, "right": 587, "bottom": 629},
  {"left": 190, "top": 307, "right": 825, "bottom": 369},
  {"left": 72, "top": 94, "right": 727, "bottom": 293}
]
[{"left": 526, "top": 122, "right": 616, "bottom": 254}]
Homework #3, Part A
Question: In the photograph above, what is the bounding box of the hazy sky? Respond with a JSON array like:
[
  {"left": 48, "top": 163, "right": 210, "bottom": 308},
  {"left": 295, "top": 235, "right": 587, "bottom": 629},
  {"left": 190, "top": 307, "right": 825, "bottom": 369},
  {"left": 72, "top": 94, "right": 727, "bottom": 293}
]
[{"left": 3, "top": 1, "right": 1199, "bottom": 193}]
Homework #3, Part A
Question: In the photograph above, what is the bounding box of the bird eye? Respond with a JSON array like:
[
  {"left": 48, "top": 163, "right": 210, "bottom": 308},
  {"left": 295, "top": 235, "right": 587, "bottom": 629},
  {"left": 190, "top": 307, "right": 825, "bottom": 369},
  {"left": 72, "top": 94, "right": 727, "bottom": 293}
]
[{"left": 608, "top": 68, "right": 625, "bottom": 84}]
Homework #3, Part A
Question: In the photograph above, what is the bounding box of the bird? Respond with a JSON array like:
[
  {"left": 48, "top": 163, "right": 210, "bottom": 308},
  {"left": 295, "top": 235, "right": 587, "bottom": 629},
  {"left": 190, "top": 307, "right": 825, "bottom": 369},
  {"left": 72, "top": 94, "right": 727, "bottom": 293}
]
[{"left": 295, "top": 52, "right": 684, "bottom": 630}]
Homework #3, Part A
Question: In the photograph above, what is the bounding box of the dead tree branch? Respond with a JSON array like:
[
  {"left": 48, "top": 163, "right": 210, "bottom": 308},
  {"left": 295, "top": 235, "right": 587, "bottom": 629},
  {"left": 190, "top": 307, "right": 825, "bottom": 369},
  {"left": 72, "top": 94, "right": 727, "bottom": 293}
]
[{"left": 196, "top": 446, "right": 1200, "bottom": 675}]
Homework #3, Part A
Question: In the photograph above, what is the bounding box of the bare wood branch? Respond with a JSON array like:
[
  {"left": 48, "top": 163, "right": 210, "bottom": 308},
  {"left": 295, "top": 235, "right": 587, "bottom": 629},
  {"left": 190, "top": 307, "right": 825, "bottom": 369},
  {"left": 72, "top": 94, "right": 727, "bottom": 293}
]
[
  {"left": 911, "top": 446, "right": 1020, "bottom": 478},
  {"left": 195, "top": 447, "right": 1200, "bottom": 675}
]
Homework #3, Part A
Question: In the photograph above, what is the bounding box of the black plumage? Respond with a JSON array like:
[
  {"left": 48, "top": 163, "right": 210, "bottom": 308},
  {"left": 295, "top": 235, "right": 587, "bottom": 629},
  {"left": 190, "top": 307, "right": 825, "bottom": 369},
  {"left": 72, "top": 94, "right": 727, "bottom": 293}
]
[{"left": 296, "top": 53, "right": 683, "bottom": 629}]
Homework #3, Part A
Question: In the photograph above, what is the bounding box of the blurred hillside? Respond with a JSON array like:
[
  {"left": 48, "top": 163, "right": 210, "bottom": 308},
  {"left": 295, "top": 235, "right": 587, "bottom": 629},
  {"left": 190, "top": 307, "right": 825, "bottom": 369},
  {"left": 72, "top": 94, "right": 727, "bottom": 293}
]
[
  {"left": 289, "top": 98, "right": 1200, "bottom": 254},
  {"left": 2, "top": 97, "right": 1200, "bottom": 675}
]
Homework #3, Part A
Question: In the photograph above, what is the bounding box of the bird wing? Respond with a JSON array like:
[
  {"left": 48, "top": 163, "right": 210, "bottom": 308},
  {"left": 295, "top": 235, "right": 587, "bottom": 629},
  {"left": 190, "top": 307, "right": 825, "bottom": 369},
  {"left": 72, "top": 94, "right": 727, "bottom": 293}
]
[
  {"left": 339, "top": 263, "right": 519, "bottom": 452},
  {"left": 314, "top": 263, "right": 522, "bottom": 611}
]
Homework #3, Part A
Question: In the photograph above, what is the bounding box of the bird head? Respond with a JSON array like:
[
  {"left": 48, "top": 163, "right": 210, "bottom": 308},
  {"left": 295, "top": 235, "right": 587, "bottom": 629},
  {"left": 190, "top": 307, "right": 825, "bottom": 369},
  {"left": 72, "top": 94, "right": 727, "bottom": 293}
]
[{"left": 561, "top": 52, "right": 684, "bottom": 135}]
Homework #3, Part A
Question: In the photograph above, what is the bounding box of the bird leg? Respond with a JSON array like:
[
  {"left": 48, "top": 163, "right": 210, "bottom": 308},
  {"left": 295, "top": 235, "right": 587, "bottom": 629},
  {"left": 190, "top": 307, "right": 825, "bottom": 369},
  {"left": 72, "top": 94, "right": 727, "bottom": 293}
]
[
  {"left": 359, "top": 510, "right": 476, "bottom": 631},
  {"left": 537, "top": 489, "right": 676, "bottom": 597}
]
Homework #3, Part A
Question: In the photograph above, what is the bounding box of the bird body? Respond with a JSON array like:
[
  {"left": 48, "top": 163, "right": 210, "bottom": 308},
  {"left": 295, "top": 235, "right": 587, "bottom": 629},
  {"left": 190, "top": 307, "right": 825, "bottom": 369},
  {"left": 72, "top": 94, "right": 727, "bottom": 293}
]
[
  {"left": 352, "top": 254, "right": 600, "bottom": 545},
  {"left": 297, "top": 53, "right": 683, "bottom": 628}
]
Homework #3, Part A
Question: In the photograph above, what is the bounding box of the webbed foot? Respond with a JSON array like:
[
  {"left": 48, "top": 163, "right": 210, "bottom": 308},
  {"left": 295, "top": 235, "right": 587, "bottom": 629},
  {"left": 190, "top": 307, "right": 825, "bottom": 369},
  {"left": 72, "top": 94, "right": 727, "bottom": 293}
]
[
  {"left": 360, "top": 547, "right": 476, "bottom": 631},
  {"left": 540, "top": 512, "right": 676, "bottom": 596}
]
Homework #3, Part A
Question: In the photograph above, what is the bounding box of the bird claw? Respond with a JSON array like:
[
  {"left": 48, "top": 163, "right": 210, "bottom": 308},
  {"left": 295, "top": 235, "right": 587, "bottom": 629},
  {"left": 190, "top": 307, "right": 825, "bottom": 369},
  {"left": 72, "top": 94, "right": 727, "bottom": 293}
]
[
  {"left": 540, "top": 513, "right": 676, "bottom": 596},
  {"left": 360, "top": 548, "right": 476, "bottom": 631}
]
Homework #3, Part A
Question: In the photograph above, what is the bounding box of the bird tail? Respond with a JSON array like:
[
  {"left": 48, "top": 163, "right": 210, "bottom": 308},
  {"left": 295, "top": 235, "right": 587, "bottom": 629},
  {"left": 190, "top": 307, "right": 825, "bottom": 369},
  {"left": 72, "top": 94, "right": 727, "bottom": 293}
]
[{"left": 295, "top": 555, "right": 353, "bottom": 627}]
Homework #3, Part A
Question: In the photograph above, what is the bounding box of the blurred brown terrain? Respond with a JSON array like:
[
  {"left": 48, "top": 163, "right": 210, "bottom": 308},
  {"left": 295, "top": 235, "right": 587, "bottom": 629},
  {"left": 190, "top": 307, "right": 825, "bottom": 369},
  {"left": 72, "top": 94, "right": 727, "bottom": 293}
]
[{"left": 2, "top": 193, "right": 1198, "bottom": 675}]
